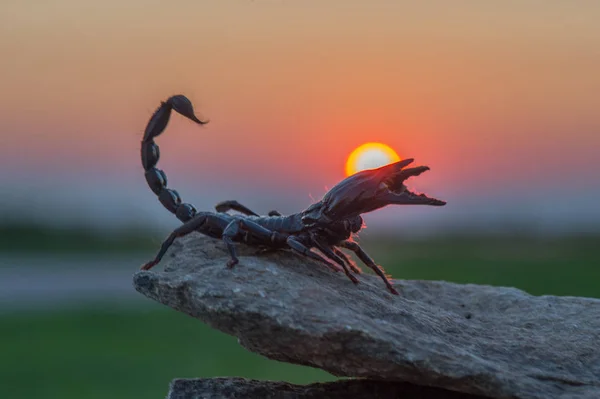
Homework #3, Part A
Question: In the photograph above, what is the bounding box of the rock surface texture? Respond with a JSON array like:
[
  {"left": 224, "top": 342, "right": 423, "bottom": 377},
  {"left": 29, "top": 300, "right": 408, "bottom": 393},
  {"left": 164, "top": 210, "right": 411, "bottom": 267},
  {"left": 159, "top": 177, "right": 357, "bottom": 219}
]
[
  {"left": 167, "top": 377, "right": 491, "bottom": 399},
  {"left": 133, "top": 234, "right": 600, "bottom": 399}
]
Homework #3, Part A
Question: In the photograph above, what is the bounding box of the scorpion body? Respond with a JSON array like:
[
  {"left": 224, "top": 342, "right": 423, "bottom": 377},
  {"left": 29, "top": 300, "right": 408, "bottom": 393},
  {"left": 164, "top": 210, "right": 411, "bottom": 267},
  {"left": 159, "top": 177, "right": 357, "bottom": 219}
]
[{"left": 140, "top": 95, "right": 446, "bottom": 295}]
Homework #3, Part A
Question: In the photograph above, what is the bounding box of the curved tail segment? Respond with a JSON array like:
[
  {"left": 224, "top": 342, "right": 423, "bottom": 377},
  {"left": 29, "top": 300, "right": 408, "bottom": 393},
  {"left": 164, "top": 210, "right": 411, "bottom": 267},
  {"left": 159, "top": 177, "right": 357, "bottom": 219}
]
[{"left": 141, "top": 95, "right": 209, "bottom": 222}]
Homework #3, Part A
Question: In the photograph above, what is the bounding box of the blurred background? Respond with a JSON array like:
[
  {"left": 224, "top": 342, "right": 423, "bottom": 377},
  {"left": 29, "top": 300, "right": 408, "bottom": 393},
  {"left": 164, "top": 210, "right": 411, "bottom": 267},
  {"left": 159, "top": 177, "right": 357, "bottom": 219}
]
[{"left": 1, "top": 1, "right": 599, "bottom": 398}]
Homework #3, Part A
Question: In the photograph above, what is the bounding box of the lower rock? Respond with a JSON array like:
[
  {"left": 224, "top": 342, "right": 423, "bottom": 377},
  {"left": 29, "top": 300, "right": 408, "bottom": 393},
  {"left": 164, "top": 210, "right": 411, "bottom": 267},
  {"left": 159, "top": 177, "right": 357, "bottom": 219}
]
[{"left": 167, "top": 377, "right": 492, "bottom": 399}]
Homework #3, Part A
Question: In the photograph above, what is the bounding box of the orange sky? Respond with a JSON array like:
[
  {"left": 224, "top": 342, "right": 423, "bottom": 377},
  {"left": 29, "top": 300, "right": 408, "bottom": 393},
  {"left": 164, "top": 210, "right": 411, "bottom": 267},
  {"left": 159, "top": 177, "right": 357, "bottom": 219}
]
[{"left": 1, "top": 1, "right": 599, "bottom": 229}]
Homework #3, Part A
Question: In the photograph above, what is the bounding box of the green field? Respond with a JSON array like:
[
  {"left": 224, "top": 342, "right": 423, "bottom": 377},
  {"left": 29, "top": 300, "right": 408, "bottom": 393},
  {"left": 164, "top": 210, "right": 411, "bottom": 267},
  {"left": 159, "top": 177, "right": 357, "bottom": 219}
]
[
  {"left": 0, "top": 223, "right": 161, "bottom": 254},
  {"left": 365, "top": 233, "right": 600, "bottom": 298},
  {"left": 0, "top": 306, "right": 334, "bottom": 399},
  {"left": 2, "top": 228, "right": 599, "bottom": 398}
]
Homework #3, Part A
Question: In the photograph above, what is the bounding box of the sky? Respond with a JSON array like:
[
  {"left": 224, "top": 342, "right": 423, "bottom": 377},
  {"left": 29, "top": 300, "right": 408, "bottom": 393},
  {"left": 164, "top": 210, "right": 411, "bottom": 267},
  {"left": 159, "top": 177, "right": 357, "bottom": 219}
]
[{"left": 1, "top": 1, "right": 599, "bottom": 234}]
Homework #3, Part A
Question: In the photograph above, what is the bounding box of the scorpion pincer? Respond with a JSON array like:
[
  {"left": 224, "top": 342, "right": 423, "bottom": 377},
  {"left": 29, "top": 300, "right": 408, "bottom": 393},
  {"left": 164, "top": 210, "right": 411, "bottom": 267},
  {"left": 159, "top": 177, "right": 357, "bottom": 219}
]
[{"left": 139, "top": 95, "right": 446, "bottom": 295}]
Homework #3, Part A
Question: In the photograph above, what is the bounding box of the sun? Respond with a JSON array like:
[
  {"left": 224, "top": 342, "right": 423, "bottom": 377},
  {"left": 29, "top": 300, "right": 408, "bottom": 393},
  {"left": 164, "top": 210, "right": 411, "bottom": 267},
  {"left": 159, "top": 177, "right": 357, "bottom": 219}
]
[{"left": 345, "top": 142, "right": 401, "bottom": 177}]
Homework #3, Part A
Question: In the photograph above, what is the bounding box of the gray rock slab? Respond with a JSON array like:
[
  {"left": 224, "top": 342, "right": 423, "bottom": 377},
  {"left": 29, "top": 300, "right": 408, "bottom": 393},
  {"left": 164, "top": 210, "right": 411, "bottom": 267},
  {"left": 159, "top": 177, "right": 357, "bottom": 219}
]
[
  {"left": 133, "top": 234, "right": 600, "bottom": 399},
  {"left": 167, "top": 377, "right": 492, "bottom": 399}
]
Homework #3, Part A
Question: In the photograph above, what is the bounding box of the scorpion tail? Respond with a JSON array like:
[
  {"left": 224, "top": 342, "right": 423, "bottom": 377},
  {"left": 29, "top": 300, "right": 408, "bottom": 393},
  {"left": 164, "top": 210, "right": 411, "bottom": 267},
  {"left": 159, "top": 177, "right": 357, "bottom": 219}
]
[{"left": 141, "top": 95, "right": 209, "bottom": 222}]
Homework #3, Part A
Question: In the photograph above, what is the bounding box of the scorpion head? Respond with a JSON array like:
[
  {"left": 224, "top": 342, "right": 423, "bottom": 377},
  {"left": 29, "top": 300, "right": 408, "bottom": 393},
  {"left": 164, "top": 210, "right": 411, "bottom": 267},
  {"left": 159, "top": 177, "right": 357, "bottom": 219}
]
[
  {"left": 309, "top": 214, "right": 364, "bottom": 245},
  {"left": 331, "top": 214, "right": 364, "bottom": 237},
  {"left": 301, "top": 158, "right": 445, "bottom": 228}
]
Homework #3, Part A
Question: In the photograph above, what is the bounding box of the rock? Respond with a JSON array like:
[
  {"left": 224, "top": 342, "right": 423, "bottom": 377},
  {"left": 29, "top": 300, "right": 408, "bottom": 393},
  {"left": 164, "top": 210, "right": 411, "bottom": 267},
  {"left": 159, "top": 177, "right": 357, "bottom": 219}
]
[
  {"left": 133, "top": 234, "right": 600, "bottom": 399},
  {"left": 167, "top": 377, "right": 492, "bottom": 398}
]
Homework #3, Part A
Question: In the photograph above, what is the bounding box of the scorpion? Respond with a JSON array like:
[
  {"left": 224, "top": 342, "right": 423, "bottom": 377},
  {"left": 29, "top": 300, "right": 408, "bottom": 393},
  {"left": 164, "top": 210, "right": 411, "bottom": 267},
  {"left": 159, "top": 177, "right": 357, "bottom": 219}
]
[{"left": 140, "top": 95, "right": 446, "bottom": 295}]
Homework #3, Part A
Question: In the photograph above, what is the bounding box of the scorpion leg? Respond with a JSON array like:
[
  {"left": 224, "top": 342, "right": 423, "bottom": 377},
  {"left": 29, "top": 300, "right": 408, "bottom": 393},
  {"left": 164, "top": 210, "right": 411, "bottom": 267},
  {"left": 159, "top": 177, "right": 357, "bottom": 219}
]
[
  {"left": 215, "top": 200, "right": 260, "bottom": 216},
  {"left": 222, "top": 218, "right": 286, "bottom": 268},
  {"left": 222, "top": 220, "right": 242, "bottom": 268},
  {"left": 340, "top": 241, "right": 399, "bottom": 295},
  {"left": 286, "top": 236, "right": 341, "bottom": 273},
  {"left": 333, "top": 247, "right": 362, "bottom": 274},
  {"left": 214, "top": 200, "right": 282, "bottom": 217},
  {"left": 310, "top": 237, "right": 359, "bottom": 284},
  {"left": 140, "top": 214, "right": 209, "bottom": 270}
]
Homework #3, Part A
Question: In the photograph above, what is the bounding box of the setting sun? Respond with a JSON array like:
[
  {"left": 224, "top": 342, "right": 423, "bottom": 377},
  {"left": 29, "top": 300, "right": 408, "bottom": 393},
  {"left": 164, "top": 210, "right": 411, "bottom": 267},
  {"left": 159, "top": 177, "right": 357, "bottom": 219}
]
[{"left": 345, "top": 142, "right": 401, "bottom": 176}]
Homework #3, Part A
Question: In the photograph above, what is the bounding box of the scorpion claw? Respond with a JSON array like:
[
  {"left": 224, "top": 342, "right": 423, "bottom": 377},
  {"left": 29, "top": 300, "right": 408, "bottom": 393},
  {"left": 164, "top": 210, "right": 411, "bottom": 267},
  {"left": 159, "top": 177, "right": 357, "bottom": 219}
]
[{"left": 302, "top": 158, "right": 446, "bottom": 224}]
